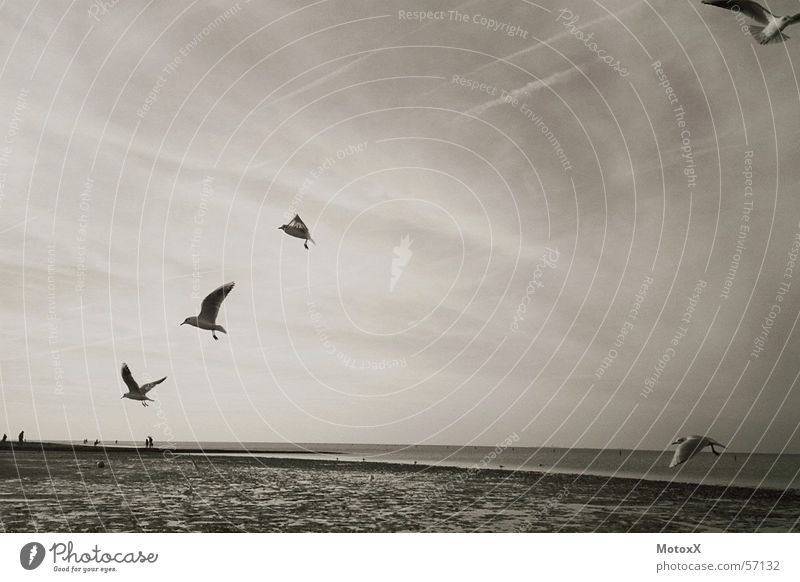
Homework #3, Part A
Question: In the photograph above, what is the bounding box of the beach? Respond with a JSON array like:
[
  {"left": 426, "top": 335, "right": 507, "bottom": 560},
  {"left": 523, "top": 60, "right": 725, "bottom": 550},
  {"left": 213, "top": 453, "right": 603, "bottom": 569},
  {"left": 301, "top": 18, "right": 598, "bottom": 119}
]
[{"left": 1, "top": 445, "right": 797, "bottom": 532}]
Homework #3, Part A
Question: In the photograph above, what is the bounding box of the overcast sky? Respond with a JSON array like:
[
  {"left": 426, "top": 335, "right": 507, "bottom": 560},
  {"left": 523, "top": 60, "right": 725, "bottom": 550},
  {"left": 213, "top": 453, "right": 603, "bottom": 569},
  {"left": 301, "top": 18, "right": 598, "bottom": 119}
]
[{"left": 2, "top": 0, "right": 800, "bottom": 452}]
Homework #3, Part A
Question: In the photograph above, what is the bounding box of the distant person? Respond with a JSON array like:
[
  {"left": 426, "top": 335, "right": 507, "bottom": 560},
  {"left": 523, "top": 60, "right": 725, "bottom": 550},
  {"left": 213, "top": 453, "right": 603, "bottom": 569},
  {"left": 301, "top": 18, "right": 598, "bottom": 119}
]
[
  {"left": 1, "top": 433, "right": 6, "bottom": 443},
  {"left": 83, "top": 438, "right": 88, "bottom": 444},
  {"left": 115, "top": 440, "right": 118, "bottom": 444},
  {"left": 94, "top": 439, "right": 99, "bottom": 447},
  {"left": 18, "top": 430, "right": 24, "bottom": 444}
]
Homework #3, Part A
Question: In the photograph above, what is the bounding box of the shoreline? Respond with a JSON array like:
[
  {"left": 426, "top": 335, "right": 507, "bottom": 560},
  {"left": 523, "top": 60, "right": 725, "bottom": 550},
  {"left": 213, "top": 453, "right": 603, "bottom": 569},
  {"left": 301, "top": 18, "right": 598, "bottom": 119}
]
[
  {"left": 0, "top": 441, "right": 341, "bottom": 455},
  {"left": 3, "top": 442, "right": 797, "bottom": 497}
]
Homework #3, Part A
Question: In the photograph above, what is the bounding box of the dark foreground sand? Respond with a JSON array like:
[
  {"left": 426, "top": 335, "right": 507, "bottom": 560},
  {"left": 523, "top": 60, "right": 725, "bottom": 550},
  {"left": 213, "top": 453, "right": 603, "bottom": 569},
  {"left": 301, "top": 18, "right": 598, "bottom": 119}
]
[{"left": 1, "top": 447, "right": 797, "bottom": 532}]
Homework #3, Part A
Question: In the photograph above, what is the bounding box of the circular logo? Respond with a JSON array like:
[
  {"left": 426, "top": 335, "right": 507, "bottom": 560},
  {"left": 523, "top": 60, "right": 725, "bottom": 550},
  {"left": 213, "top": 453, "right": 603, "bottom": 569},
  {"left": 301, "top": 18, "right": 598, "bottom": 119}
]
[{"left": 19, "top": 542, "right": 45, "bottom": 570}]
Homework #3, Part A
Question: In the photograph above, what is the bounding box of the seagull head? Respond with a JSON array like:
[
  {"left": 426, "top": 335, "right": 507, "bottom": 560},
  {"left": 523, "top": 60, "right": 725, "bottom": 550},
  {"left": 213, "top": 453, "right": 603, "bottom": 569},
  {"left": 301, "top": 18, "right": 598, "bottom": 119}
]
[
  {"left": 121, "top": 394, "right": 127, "bottom": 399},
  {"left": 278, "top": 225, "right": 286, "bottom": 231},
  {"left": 671, "top": 437, "right": 687, "bottom": 446},
  {"left": 180, "top": 318, "right": 190, "bottom": 326}
]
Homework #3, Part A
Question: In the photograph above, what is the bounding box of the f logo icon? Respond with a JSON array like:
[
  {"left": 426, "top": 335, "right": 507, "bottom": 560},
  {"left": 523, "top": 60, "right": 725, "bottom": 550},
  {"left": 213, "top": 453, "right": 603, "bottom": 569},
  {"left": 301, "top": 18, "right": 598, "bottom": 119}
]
[{"left": 19, "top": 542, "right": 45, "bottom": 570}]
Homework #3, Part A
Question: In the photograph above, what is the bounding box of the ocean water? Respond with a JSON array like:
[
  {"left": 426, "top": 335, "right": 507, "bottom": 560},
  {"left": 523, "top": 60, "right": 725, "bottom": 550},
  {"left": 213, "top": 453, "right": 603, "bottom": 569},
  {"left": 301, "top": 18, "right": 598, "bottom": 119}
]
[
  {"left": 50, "top": 441, "right": 800, "bottom": 490},
  {"left": 1, "top": 448, "right": 797, "bottom": 532}
]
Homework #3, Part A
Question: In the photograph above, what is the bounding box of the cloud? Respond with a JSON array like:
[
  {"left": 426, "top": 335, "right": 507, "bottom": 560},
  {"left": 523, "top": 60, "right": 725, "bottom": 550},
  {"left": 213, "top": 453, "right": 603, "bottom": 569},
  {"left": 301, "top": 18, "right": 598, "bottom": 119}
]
[{"left": 463, "top": 66, "right": 583, "bottom": 117}]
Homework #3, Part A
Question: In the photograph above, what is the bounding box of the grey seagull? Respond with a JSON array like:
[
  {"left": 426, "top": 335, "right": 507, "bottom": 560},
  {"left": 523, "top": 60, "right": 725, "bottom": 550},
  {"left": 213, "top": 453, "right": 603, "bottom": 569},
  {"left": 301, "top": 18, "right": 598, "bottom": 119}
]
[
  {"left": 120, "top": 363, "right": 166, "bottom": 407},
  {"left": 669, "top": 435, "right": 726, "bottom": 467},
  {"left": 181, "top": 282, "right": 235, "bottom": 340},
  {"left": 279, "top": 214, "right": 316, "bottom": 249},
  {"left": 703, "top": 0, "right": 800, "bottom": 44}
]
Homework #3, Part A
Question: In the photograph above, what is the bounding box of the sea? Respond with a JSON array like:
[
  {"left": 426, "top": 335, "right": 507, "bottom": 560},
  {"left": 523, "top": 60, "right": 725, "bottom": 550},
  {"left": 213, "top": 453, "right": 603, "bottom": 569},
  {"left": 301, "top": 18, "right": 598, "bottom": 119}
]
[
  {"left": 53, "top": 441, "right": 800, "bottom": 490},
  {"left": 2, "top": 442, "right": 798, "bottom": 532}
]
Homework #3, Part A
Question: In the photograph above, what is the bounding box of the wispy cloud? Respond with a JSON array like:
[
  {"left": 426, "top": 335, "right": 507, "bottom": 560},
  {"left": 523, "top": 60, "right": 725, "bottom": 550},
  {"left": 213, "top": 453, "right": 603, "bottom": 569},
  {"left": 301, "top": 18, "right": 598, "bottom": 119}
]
[
  {"left": 463, "top": 66, "right": 582, "bottom": 117},
  {"left": 464, "top": 4, "right": 641, "bottom": 78}
]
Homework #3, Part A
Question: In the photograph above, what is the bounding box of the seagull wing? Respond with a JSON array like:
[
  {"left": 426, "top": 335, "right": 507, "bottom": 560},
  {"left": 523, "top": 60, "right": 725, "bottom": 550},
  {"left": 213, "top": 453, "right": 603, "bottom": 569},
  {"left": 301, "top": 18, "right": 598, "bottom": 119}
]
[
  {"left": 141, "top": 376, "right": 167, "bottom": 394},
  {"left": 121, "top": 363, "right": 140, "bottom": 394},
  {"left": 708, "top": 438, "right": 727, "bottom": 454},
  {"left": 199, "top": 282, "right": 235, "bottom": 324},
  {"left": 702, "top": 0, "right": 772, "bottom": 24},
  {"left": 669, "top": 436, "right": 704, "bottom": 467},
  {"left": 288, "top": 214, "right": 310, "bottom": 235}
]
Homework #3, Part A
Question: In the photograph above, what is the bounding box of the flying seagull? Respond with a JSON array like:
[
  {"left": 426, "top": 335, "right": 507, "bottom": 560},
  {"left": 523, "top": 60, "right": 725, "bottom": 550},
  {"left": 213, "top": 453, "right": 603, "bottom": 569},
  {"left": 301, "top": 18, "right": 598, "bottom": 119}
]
[
  {"left": 702, "top": 0, "right": 800, "bottom": 44},
  {"left": 120, "top": 363, "right": 166, "bottom": 407},
  {"left": 279, "top": 214, "right": 316, "bottom": 249},
  {"left": 669, "top": 435, "right": 726, "bottom": 467},
  {"left": 181, "top": 282, "right": 235, "bottom": 340}
]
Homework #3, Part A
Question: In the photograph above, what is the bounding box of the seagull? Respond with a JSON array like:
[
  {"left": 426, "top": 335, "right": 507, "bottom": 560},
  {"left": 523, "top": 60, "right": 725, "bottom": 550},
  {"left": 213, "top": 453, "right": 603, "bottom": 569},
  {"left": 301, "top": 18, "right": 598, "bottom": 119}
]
[
  {"left": 120, "top": 363, "right": 166, "bottom": 407},
  {"left": 278, "top": 214, "right": 316, "bottom": 249},
  {"left": 669, "top": 435, "right": 726, "bottom": 467},
  {"left": 702, "top": 0, "right": 800, "bottom": 44},
  {"left": 181, "top": 282, "right": 234, "bottom": 340}
]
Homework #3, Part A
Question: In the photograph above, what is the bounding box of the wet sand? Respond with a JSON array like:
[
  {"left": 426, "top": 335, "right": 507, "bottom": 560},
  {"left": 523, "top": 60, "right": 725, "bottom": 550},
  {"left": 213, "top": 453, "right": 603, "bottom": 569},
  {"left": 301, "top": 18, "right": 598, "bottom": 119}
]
[{"left": 1, "top": 448, "right": 797, "bottom": 532}]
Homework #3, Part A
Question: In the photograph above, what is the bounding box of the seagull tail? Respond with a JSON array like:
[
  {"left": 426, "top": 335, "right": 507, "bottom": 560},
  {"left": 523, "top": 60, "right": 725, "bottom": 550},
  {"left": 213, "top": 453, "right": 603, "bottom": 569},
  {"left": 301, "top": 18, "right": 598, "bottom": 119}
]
[
  {"left": 746, "top": 25, "right": 788, "bottom": 45},
  {"left": 762, "top": 31, "right": 789, "bottom": 44},
  {"left": 746, "top": 25, "right": 769, "bottom": 43}
]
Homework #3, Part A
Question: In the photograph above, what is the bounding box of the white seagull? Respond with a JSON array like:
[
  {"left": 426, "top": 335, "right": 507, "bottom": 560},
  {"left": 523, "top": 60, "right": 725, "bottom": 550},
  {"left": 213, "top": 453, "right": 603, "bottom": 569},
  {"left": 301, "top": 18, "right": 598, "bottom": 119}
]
[
  {"left": 669, "top": 435, "right": 726, "bottom": 467},
  {"left": 181, "top": 282, "right": 235, "bottom": 340},
  {"left": 120, "top": 363, "right": 166, "bottom": 407},
  {"left": 702, "top": 0, "right": 800, "bottom": 44},
  {"left": 279, "top": 214, "right": 316, "bottom": 249}
]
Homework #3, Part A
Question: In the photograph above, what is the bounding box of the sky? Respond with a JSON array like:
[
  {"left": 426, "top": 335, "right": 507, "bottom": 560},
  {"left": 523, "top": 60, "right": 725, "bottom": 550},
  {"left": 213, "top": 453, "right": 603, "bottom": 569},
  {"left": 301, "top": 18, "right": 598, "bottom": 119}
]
[{"left": 1, "top": 0, "right": 800, "bottom": 452}]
